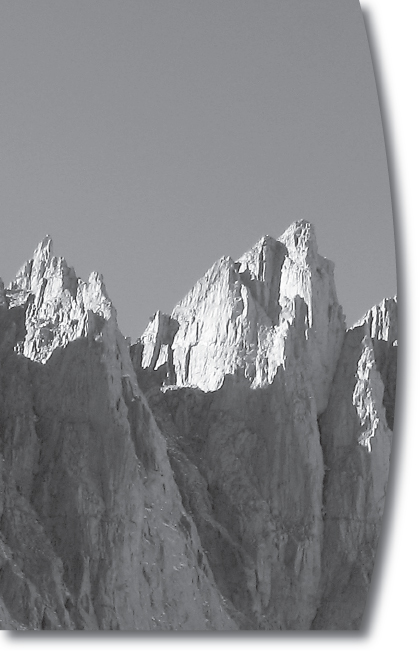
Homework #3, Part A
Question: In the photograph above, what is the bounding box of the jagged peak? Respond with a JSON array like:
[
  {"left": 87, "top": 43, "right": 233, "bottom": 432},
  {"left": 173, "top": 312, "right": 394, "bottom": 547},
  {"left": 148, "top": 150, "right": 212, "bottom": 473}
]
[
  {"left": 175, "top": 224, "right": 319, "bottom": 318},
  {"left": 352, "top": 295, "right": 397, "bottom": 344},
  {"left": 9, "top": 237, "right": 110, "bottom": 301},
  {"left": 251, "top": 234, "right": 279, "bottom": 249},
  {"left": 278, "top": 219, "right": 318, "bottom": 261},
  {"left": 237, "top": 234, "right": 284, "bottom": 265},
  {"left": 87, "top": 270, "right": 108, "bottom": 295},
  {"left": 33, "top": 234, "right": 53, "bottom": 261},
  {"left": 3, "top": 236, "right": 121, "bottom": 362},
  {"left": 9, "top": 235, "right": 55, "bottom": 294}
]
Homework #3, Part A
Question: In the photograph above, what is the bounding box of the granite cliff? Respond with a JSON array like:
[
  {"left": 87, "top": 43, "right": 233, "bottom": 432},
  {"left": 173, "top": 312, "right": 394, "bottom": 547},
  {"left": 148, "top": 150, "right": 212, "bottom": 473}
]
[{"left": 0, "top": 220, "right": 397, "bottom": 630}]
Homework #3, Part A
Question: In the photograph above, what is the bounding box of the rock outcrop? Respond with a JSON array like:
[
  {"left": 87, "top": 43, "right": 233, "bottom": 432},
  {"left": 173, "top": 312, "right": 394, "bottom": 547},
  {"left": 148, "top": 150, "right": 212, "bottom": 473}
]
[
  {"left": 136, "top": 222, "right": 345, "bottom": 413},
  {"left": 312, "top": 297, "right": 397, "bottom": 629},
  {"left": 0, "top": 239, "right": 236, "bottom": 630},
  {"left": 0, "top": 220, "right": 397, "bottom": 630}
]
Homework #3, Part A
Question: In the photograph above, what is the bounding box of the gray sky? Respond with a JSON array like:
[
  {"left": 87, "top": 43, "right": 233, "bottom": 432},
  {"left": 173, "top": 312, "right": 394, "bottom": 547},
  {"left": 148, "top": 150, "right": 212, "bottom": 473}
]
[{"left": 0, "top": 0, "right": 395, "bottom": 339}]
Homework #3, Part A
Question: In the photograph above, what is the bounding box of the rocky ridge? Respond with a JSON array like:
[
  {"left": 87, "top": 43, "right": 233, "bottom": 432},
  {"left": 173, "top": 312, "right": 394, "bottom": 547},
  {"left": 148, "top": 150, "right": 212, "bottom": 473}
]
[
  {"left": 0, "top": 220, "right": 397, "bottom": 630},
  {"left": 137, "top": 221, "right": 344, "bottom": 414},
  {"left": 0, "top": 239, "right": 236, "bottom": 630}
]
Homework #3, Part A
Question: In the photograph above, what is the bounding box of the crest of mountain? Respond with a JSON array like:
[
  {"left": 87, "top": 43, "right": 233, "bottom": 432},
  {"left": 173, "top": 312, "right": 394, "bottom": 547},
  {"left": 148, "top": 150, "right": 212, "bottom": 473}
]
[
  {"left": 0, "top": 220, "right": 397, "bottom": 630},
  {"left": 136, "top": 221, "right": 344, "bottom": 414}
]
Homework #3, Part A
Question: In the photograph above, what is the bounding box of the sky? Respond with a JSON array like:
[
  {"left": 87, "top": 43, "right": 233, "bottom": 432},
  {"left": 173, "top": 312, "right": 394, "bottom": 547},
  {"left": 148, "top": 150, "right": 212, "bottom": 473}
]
[{"left": 0, "top": 0, "right": 395, "bottom": 339}]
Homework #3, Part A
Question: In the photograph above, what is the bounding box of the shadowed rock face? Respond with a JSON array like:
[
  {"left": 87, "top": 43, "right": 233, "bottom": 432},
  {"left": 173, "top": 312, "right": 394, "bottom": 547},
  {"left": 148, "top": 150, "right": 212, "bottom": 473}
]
[
  {"left": 312, "top": 297, "right": 397, "bottom": 629},
  {"left": 0, "top": 220, "right": 396, "bottom": 630},
  {"left": 0, "top": 241, "right": 236, "bottom": 630}
]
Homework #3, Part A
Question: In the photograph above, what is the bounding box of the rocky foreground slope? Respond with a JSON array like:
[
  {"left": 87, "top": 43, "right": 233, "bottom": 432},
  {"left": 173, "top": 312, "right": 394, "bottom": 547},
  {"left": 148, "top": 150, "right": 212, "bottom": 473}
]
[{"left": 0, "top": 221, "right": 397, "bottom": 630}]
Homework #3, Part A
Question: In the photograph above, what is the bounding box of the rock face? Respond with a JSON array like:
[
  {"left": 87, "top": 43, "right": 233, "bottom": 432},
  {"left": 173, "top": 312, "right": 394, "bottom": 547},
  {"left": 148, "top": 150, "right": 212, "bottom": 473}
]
[
  {"left": 137, "top": 222, "right": 344, "bottom": 414},
  {"left": 0, "top": 239, "right": 236, "bottom": 630},
  {"left": 0, "top": 220, "right": 397, "bottom": 630},
  {"left": 312, "top": 297, "right": 397, "bottom": 629}
]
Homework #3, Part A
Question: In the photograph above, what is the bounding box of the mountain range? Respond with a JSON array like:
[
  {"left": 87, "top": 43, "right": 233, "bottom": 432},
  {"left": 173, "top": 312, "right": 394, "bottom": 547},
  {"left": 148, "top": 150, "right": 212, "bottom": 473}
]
[{"left": 0, "top": 220, "right": 397, "bottom": 630}]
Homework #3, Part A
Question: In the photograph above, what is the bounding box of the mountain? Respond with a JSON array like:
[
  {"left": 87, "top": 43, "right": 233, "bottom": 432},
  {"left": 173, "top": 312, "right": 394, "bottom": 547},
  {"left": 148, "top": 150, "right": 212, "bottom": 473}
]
[{"left": 0, "top": 220, "right": 397, "bottom": 630}]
